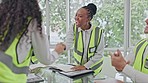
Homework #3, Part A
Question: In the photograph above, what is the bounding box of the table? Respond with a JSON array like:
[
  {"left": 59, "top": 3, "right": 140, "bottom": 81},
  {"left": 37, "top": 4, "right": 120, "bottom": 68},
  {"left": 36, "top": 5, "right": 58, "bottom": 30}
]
[
  {"left": 36, "top": 67, "right": 94, "bottom": 83},
  {"left": 94, "top": 78, "right": 124, "bottom": 83},
  {"left": 35, "top": 67, "right": 124, "bottom": 83}
]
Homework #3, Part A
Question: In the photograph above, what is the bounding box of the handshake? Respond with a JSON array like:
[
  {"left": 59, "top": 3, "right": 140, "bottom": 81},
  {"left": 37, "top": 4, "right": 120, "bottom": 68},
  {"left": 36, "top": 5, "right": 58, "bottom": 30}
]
[{"left": 54, "top": 42, "right": 66, "bottom": 54}]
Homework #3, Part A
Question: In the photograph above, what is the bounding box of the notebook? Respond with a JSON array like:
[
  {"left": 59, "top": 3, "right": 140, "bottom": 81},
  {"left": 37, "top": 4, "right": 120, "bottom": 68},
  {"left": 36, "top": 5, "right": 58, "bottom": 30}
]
[
  {"left": 59, "top": 69, "right": 94, "bottom": 78},
  {"left": 48, "top": 64, "right": 74, "bottom": 72},
  {"left": 48, "top": 64, "right": 94, "bottom": 78}
]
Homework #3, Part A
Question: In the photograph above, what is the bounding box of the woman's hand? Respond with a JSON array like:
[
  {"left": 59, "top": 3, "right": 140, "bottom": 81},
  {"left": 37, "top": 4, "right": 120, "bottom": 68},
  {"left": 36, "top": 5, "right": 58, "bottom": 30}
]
[
  {"left": 54, "top": 42, "right": 66, "bottom": 54},
  {"left": 71, "top": 65, "right": 87, "bottom": 71}
]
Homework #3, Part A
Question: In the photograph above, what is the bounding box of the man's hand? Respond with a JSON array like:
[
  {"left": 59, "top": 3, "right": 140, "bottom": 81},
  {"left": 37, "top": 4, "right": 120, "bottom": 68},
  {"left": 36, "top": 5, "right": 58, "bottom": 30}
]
[{"left": 110, "top": 49, "right": 127, "bottom": 71}]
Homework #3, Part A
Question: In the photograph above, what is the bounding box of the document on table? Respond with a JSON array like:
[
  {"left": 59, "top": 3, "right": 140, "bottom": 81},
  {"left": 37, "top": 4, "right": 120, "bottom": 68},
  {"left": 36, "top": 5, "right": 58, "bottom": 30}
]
[
  {"left": 29, "top": 63, "right": 47, "bottom": 70},
  {"left": 48, "top": 64, "right": 94, "bottom": 78},
  {"left": 48, "top": 64, "right": 74, "bottom": 72},
  {"left": 59, "top": 69, "right": 94, "bottom": 78}
]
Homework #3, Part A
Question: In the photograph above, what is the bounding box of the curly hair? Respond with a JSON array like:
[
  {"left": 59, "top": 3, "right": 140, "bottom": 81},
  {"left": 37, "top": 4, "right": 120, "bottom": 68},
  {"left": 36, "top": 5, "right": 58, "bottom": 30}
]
[{"left": 0, "top": 0, "right": 42, "bottom": 51}]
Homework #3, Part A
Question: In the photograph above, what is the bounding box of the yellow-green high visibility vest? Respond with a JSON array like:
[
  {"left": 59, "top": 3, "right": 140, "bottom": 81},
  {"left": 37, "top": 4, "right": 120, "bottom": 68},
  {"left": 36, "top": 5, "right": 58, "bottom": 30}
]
[
  {"left": 73, "top": 24, "right": 104, "bottom": 75},
  {"left": 133, "top": 39, "right": 148, "bottom": 74},
  {"left": 0, "top": 18, "right": 33, "bottom": 83}
]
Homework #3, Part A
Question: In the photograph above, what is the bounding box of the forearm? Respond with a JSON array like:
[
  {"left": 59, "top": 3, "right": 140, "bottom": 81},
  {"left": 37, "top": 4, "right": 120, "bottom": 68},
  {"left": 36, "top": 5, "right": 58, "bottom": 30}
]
[
  {"left": 65, "top": 26, "right": 74, "bottom": 50},
  {"left": 31, "top": 31, "right": 59, "bottom": 65},
  {"left": 123, "top": 64, "right": 148, "bottom": 82}
]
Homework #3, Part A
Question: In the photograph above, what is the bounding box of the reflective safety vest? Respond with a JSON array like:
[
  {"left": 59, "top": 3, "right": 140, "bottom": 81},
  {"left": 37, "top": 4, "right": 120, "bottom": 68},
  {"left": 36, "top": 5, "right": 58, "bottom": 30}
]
[
  {"left": 73, "top": 24, "right": 104, "bottom": 75},
  {"left": 0, "top": 18, "right": 33, "bottom": 82},
  {"left": 133, "top": 39, "right": 148, "bottom": 74}
]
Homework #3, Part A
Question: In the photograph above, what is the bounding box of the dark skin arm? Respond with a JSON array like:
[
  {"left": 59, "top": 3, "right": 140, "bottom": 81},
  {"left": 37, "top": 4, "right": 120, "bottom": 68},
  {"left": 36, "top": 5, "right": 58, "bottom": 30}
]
[
  {"left": 110, "top": 49, "right": 129, "bottom": 71},
  {"left": 71, "top": 65, "right": 87, "bottom": 71}
]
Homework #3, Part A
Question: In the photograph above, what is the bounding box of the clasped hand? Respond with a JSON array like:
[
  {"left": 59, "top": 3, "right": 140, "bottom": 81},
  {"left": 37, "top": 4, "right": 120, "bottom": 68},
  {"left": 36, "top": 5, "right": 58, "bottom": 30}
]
[
  {"left": 54, "top": 42, "right": 66, "bottom": 54},
  {"left": 110, "top": 49, "right": 129, "bottom": 71}
]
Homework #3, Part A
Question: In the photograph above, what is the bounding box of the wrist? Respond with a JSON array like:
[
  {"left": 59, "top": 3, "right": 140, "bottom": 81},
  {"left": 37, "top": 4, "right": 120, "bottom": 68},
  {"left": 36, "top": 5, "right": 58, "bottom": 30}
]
[
  {"left": 116, "top": 63, "right": 127, "bottom": 72},
  {"left": 121, "top": 62, "right": 127, "bottom": 70}
]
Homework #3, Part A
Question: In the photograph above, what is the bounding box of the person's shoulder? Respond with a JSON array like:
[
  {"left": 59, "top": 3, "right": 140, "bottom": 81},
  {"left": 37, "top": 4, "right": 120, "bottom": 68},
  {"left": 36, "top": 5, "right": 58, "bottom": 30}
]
[
  {"left": 138, "top": 38, "right": 147, "bottom": 42},
  {"left": 135, "top": 38, "right": 147, "bottom": 45},
  {"left": 30, "top": 18, "right": 37, "bottom": 24},
  {"left": 28, "top": 18, "right": 38, "bottom": 32}
]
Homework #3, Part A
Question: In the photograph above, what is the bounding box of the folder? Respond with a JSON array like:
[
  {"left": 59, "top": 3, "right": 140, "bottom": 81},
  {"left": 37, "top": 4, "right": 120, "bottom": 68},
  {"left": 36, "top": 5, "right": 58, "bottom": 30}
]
[
  {"left": 49, "top": 64, "right": 75, "bottom": 72},
  {"left": 59, "top": 69, "right": 94, "bottom": 78},
  {"left": 48, "top": 64, "right": 94, "bottom": 78}
]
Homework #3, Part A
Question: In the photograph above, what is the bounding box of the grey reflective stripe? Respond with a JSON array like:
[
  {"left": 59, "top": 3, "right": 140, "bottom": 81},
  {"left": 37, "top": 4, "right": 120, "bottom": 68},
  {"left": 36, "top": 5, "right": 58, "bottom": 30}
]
[
  {"left": 97, "top": 28, "right": 103, "bottom": 46},
  {"left": 94, "top": 27, "right": 100, "bottom": 46},
  {"left": 91, "top": 60, "right": 103, "bottom": 70},
  {"left": 135, "top": 39, "right": 146, "bottom": 57},
  {"left": 134, "top": 39, "right": 148, "bottom": 71},
  {"left": 94, "top": 27, "right": 103, "bottom": 53},
  {"left": 74, "top": 28, "right": 84, "bottom": 64},
  {"left": 74, "top": 58, "right": 80, "bottom": 64},
  {"left": 74, "top": 24, "right": 78, "bottom": 51},
  {"left": 74, "top": 28, "right": 83, "bottom": 56},
  {"left": 0, "top": 52, "right": 29, "bottom": 74},
  {"left": 88, "top": 27, "right": 102, "bottom": 60}
]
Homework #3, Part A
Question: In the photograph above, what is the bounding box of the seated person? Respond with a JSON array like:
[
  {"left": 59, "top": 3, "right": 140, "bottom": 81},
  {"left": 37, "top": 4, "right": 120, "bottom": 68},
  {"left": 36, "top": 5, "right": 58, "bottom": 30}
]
[{"left": 110, "top": 18, "right": 148, "bottom": 83}]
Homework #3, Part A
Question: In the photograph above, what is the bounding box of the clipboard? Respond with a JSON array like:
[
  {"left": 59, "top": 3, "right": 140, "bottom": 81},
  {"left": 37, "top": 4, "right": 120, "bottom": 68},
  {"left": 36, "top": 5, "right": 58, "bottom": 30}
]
[
  {"left": 48, "top": 64, "right": 75, "bottom": 72},
  {"left": 48, "top": 64, "right": 94, "bottom": 78},
  {"left": 59, "top": 69, "right": 94, "bottom": 78}
]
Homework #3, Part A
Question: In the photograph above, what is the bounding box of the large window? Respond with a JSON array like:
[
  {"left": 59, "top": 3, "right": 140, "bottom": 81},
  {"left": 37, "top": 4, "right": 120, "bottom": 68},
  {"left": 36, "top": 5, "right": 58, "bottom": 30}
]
[
  {"left": 48, "top": 0, "right": 66, "bottom": 44},
  {"left": 38, "top": 0, "right": 148, "bottom": 59},
  {"left": 131, "top": 0, "right": 148, "bottom": 46},
  {"left": 45, "top": 0, "right": 125, "bottom": 48},
  {"left": 70, "top": 0, "right": 124, "bottom": 48}
]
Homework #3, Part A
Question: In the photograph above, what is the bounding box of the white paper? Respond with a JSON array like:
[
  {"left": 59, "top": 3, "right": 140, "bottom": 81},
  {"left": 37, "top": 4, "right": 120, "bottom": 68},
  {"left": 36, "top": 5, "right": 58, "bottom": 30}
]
[
  {"left": 29, "top": 63, "right": 47, "bottom": 70},
  {"left": 48, "top": 64, "right": 74, "bottom": 72}
]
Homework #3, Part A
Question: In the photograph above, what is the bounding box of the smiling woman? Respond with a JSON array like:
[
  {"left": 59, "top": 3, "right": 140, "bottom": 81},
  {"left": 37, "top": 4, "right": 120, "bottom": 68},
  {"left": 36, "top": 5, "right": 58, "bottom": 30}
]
[
  {"left": 74, "top": 3, "right": 97, "bottom": 30},
  {"left": 63, "top": 3, "right": 104, "bottom": 77}
]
